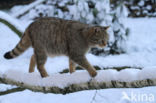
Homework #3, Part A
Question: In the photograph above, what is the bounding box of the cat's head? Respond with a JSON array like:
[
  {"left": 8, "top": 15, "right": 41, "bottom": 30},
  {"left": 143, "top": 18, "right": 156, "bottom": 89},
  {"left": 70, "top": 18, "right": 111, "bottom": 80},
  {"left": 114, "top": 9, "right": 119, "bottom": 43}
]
[{"left": 87, "top": 26, "right": 109, "bottom": 48}]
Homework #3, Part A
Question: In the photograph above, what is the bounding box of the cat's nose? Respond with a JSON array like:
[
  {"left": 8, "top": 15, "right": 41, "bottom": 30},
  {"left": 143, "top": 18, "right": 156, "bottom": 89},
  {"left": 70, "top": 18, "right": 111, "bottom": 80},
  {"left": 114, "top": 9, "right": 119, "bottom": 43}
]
[{"left": 99, "top": 42, "right": 107, "bottom": 47}]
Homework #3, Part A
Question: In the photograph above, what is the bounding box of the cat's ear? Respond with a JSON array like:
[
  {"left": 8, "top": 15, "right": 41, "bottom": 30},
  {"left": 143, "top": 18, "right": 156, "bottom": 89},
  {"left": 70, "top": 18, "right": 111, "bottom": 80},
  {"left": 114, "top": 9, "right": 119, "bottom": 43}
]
[
  {"left": 88, "top": 27, "right": 100, "bottom": 34},
  {"left": 94, "top": 27, "right": 101, "bottom": 33},
  {"left": 87, "top": 27, "right": 101, "bottom": 37},
  {"left": 103, "top": 26, "right": 110, "bottom": 31}
]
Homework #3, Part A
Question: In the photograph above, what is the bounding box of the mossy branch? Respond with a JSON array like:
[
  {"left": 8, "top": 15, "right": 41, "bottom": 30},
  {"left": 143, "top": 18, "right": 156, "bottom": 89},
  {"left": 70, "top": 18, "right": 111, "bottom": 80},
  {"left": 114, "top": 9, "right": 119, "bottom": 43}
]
[
  {"left": 0, "top": 87, "right": 25, "bottom": 96},
  {"left": 0, "top": 18, "right": 22, "bottom": 37}
]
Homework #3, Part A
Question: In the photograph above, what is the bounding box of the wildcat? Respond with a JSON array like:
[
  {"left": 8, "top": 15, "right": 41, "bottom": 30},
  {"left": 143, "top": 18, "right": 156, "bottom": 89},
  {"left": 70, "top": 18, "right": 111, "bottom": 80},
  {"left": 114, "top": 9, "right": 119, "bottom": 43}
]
[{"left": 4, "top": 17, "right": 109, "bottom": 78}]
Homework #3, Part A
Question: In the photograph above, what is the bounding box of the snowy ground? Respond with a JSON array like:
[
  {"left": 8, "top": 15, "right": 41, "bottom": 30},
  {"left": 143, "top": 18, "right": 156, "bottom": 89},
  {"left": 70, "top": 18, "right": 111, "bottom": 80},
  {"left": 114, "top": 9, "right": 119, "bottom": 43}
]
[{"left": 0, "top": 18, "right": 156, "bottom": 103}]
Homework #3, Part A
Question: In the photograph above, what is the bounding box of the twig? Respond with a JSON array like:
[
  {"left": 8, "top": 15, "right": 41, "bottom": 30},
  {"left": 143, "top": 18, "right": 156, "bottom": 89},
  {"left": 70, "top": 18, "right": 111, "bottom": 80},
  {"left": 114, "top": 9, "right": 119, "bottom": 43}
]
[{"left": 0, "top": 87, "right": 25, "bottom": 96}]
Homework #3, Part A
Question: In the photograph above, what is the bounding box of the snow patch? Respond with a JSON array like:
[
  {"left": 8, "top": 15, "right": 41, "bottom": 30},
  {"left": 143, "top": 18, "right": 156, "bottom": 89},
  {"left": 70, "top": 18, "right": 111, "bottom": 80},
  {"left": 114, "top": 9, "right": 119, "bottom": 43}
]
[{"left": 11, "top": 0, "right": 45, "bottom": 18}]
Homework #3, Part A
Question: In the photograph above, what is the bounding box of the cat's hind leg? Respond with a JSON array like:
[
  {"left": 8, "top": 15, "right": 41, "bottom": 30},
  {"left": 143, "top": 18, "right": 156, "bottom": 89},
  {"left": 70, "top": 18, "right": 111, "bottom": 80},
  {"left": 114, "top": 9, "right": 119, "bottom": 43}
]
[
  {"left": 29, "top": 54, "right": 36, "bottom": 73},
  {"left": 69, "top": 59, "right": 76, "bottom": 73}
]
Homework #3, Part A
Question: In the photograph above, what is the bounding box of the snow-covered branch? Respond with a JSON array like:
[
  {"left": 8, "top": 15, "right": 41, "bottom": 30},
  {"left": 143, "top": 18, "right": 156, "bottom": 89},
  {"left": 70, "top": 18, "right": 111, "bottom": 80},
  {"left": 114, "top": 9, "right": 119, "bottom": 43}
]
[
  {"left": 0, "top": 68, "right": 156, "bottom": 94},
  {"left": 12, "top": 0, "right": 46, "bottom": 18},
  {"left": 0, "top": 11, "right": 24, "bottom": 37}
]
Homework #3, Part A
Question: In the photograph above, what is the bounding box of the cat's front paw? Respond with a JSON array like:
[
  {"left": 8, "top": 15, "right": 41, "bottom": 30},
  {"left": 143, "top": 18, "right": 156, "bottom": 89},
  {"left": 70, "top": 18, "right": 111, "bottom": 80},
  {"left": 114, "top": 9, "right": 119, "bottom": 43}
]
[
  {"left": 89, "top": 70, "right": 97, "bottom": 77},
  {"left": 41, "top": 73, "right": 49, "bottom": 78}
]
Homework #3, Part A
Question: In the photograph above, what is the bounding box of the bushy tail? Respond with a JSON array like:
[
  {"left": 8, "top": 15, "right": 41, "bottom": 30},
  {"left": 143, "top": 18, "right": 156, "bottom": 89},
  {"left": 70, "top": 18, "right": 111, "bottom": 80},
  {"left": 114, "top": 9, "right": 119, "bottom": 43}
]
[{"left": 4, "top": 29, "right": 31, "bottom": 59}]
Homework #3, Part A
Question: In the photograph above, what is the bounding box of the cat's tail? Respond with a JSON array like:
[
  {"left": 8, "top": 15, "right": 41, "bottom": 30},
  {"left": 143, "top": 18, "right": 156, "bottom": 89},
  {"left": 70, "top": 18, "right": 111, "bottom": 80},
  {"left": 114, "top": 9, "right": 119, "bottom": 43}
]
[{"left": 4, "top": 29, "right": 31, "bottom": 59}]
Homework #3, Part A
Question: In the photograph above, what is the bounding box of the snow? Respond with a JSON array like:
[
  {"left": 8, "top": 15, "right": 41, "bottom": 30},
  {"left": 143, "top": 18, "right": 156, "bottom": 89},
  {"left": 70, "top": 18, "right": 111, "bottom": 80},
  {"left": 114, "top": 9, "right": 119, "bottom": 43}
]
[
  {"left": 11, "top": 0, "right": 46, "bottom": 18},
  {"left": 0, "top": 84, "right": 17, "bottom": 92},
  {"left": 131, "top": 6, "right": 140, "bottom": 10},
  {"left": 1, "top": 11, "right": 156, "bottom": 103},
  {"left": 146, "top": 5, "right": 152, "bottom": 10},
  {"left": 138, "top": 1, "right": 145, "bottom": 6}
]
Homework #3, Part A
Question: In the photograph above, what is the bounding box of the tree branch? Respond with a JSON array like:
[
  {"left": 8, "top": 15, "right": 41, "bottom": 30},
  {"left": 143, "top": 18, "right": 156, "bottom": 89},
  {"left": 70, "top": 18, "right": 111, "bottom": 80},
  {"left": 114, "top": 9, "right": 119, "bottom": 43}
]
[
  {"left": 0, "top": 11, "right": 24, "bottom": 37},
  {"left": 0, "top": 87, "right": 25, "bottom": 96},
  {"left": 0, "top": 69, "right": 156, "bottom": 94},
  {"left": 0, "top": 18, "right": 22, "bottom": 37}
]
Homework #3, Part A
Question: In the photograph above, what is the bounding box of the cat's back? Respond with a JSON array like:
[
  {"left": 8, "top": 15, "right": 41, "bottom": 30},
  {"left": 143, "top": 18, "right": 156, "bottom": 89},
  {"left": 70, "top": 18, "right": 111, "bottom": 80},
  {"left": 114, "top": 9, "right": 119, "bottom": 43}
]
[
  {"left": 27, "top": 17, "right": 89, "bottom": 55},
  {"left": 29, "top": 17, "right": 89, "bottom": 32},
  {"left": 28, "top": 17, "right": 89, "bottom": 44}
]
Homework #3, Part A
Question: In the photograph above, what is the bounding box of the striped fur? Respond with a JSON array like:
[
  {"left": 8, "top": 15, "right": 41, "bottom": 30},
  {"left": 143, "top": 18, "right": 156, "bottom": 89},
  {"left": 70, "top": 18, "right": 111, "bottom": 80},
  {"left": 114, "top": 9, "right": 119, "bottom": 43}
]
[{"left": 4, "top": 29, "right": 31, "bottom": 59}]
